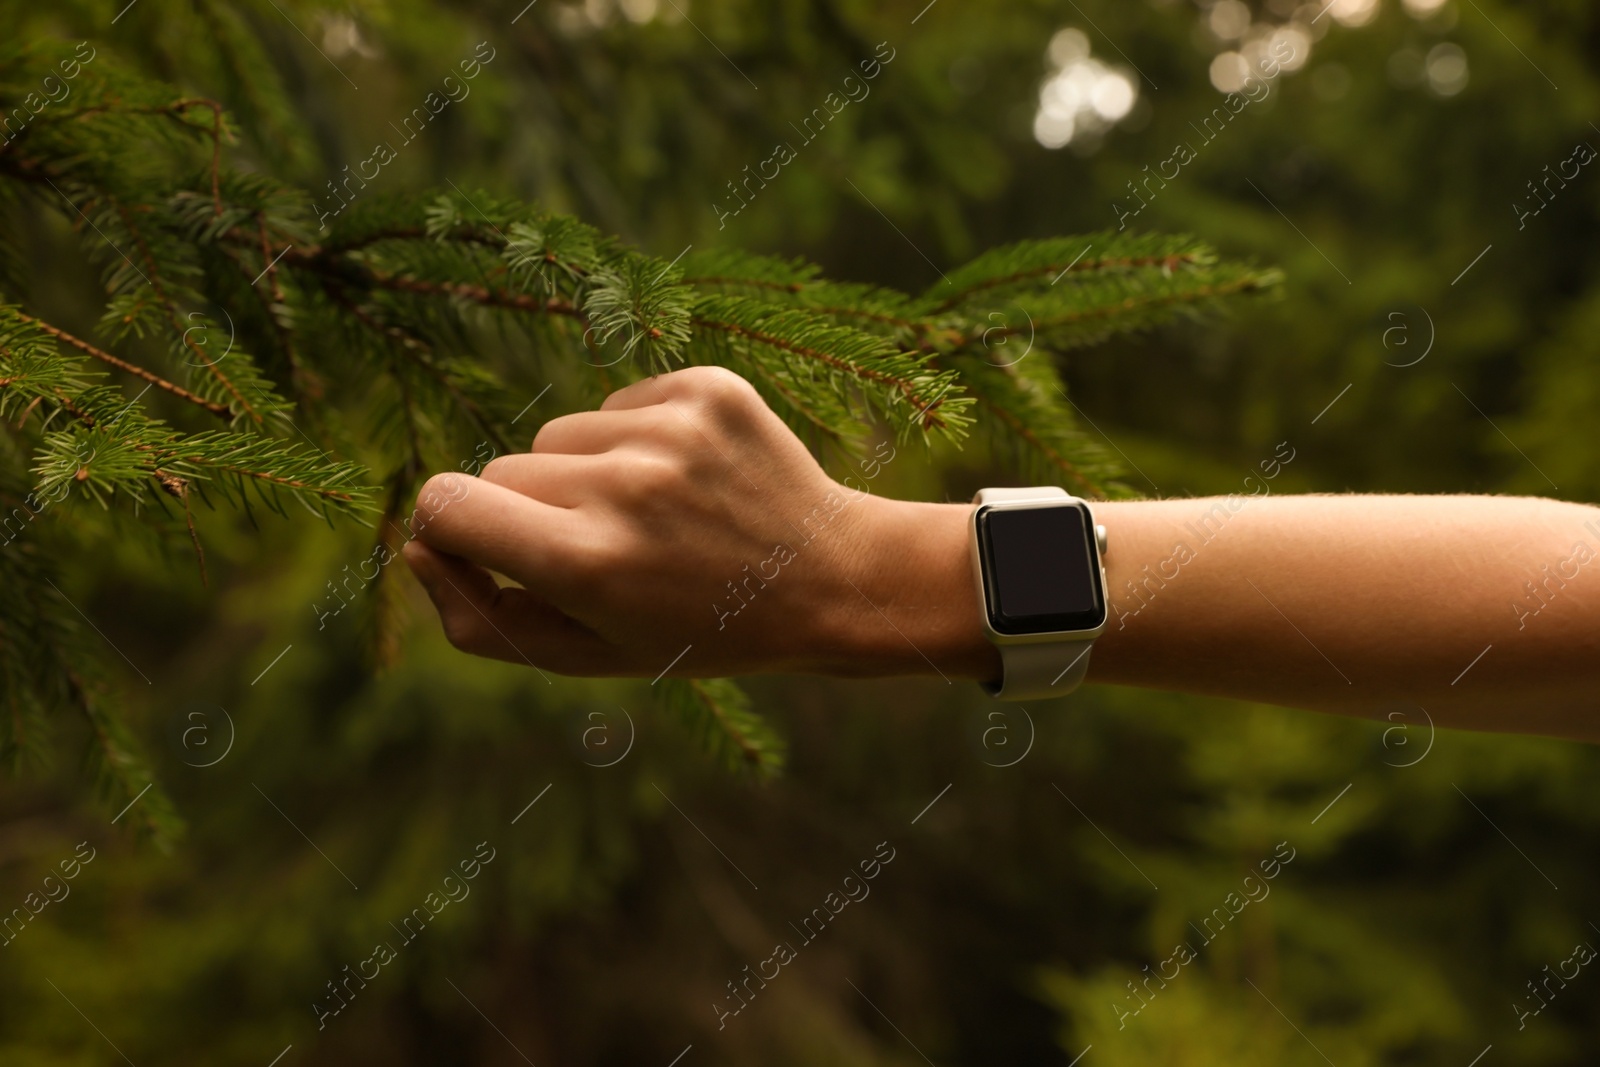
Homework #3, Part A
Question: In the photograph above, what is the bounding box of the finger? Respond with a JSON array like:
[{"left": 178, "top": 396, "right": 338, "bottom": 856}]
[
  {"left": 408, "top": 472, "right": 580, "bottom": 598},
  {"left": 599, "top": 375, "right": 672, "bottom": 411},
  {"left": 402, "top": 541, "right": 604, "bottom": 669},
  {"left": 478, "top": 452, "right": 608, "bottom": 507},
  {"left": 531, "top": 408, "right": 669, "bottom": 455},
  {"left": 637, "top": 366, "right": 770, "bottom": 440},
  {"left": 641, "top": 365, "right": 760, "bottom": 407}
]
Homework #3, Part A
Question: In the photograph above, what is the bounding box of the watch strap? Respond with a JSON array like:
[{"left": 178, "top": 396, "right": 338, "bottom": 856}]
[
  {"left": 972, "top": 486, "right": 1099, "bottom": 702},
  {"left": 972, "top": 487, "right": 1071, "bottom": 506},
  {"left": 981, "top": 639, "right": 1096, "bottom": 701}
]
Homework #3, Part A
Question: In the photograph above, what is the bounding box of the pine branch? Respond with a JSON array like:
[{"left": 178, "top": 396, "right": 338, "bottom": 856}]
[
  {"left": 683, "top": 248, "right": 931, "bottom": 337},
  {"left": 928, "top": 231, "right": 1218, "bottom": 311},
  {"left": 949, "top": 263, "right": 1281, "bottom": 354},
  {"left": 318, "top": 275, "right": 515, "bottom": 455},
  {"left": 690, "top": 294, "right": 970, "bottom": 438},
  {"left": 14, "top": 312, "right": 232, "bottom": 418},
  {"left": 190, "top": 0, "right": 315, "bottom": 170},
  {"left": 0, "top": 48, "right": 1287, "bottom": 800},
  {"left": 944, "top": 351, "right": 1128, "bottom": 499},
  {"left": 250, "top": 212, "right": 310, "bottom": 390},
  {"left": 3, "top": 307, "right": 371, "bottom": 516},
  {"left": 0, "top": 528, "right": 181, "bottom": 847},
  {"left": 658, "top": 677, "right": 786, "bottom": 778},
  {"left": 334, "top": 267, "right": 587, "bottom": 321},
  {"left": 108, "top": 196, "right": 268, "bottom": 423}
]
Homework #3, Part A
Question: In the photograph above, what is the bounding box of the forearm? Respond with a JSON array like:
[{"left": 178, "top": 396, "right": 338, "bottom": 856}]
[
  {"left": 850, "top": 494, "right": 1600, "bottom": 741},
  {"left": 404, "top": 369, "right": 1599, "bottom": 742}
]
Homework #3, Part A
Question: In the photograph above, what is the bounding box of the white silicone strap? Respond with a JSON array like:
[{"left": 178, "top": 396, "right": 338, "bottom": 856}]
[
  {"left": 982, "top": 638, "right": 1096, "bottom": 701},
  {"left": 973, "top": 487, "right": 1098, "bottom": 702}
]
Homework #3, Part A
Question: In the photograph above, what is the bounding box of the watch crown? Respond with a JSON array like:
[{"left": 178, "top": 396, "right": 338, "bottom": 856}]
[{"left": 1095, "top": 524, "right": 1108, "bottom": 557}]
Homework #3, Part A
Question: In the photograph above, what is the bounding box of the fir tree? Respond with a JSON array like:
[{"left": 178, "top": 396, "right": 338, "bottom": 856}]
[{"left": 0, "top": 41, "right": 1279, "bottom": 843}]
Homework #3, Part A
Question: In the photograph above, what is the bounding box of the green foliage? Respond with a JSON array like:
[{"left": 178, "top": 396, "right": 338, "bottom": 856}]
[
  {"left": 1, "top": 1, "right": 1595, "bottom": 1065},
  {"left": 659, "top": 677, "right": 788, "bottom": 775},
  {"left": 0, "top": 42, "right": 1275, "bottom": 811}
]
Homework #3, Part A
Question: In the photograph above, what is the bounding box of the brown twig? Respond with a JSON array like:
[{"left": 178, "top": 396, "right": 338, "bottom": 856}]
[
  {"left": 683, "top": 276, "right": 931, "bottom": 335},
  {"left": 974, "top": 276, "right": 1269, "bottom": 341},
  {"left": 975, "top": 392, "right": 1100, "bottom": 499},
  {"left": 686, "top": 679, "right": 764, "bottom": 768},
  {"left": 252, "top": 214, "right": 317, "bottom": 398},
  {"left": 46, "top": 97, "right": 225, "bottom": 215},
  {"left": 931, "top": 252, "right": 1203, "bottom": 313},
  {"left": 108, "top": 198, "right": 260, "bottom": 422},
  {"left": 353, "top": 270, "right": 586, "bottom": 320},
  {"left": 321, "top": 279, "right": 511, "bottom": 455},
  {"left": 42, "top": 387, "right": 358, "bottom": 503},
  {"left": 15, "top": 312, "right": 232, "bottom": 418},
  {"left": 682, "top": 275, "right": 804, "bottom": 294},
  {"left": 319, "top": 225, "right": 504, "bottom": 255},
  {"left": 156, "top": 471, "right": 208, "bottom": 586},
  {"left": 139, "top": 448, "right": 360, "bottom": 500},
  {"left": 167, "top": 98, "right": 225, "bottom": 218},
  {"left": 690, "top": 315, "right": 948, "bottom": 431}
]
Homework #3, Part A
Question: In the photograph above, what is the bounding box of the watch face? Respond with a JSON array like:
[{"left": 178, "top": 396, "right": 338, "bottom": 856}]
[{"left": 977, "top": 502, "right": 1106, "bottom": 636}]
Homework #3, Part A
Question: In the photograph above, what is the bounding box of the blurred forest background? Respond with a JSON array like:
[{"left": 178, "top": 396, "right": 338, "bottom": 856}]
[{"left": 2, "top": 0, "right": 1599, "bottom": 1064}]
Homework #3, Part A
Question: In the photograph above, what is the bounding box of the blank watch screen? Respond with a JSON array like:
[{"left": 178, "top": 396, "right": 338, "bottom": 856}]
[{"left": 979, "top": 504, "right": 1104, "bottom": 635}]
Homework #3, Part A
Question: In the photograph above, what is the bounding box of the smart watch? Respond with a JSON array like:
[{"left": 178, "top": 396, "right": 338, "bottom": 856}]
[{"left": 969, "top": 487, "right": 1108, "bottom": 701}]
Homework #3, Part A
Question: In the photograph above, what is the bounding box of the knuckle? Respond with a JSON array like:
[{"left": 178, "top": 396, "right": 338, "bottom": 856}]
[
  {"left": 561, "top": 536, "right": 615, "bottom": 590},
  {"left": 610, "top": 454, "right": 677, "bottom": 502},
  {"left": 599, "top": 383, "right": 642, "bottom": 411},
  {"left": 692, "top": 366, "right": 758, "bottom": 411},
  {"left": 534, "top": 411, "right": 609, "bottom": 453},
  {"left": 531, "top": 415, "right": 573, "bottom": 453},
  {"left": 478, "top": 455, "right": 526, "bottom": 487}
]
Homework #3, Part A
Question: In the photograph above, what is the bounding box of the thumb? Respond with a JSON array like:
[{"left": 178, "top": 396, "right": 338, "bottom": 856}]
[
  {"left": 401, "top": 541, "right": 596, "bottom": 673},
  {"left": 402, "top": 541, "right": 528, "bottom": 661}
]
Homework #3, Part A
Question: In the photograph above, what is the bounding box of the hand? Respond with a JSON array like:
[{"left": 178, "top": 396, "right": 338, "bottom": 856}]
[{"left": 402, "top": 366, "right": 997, "bottom": 682}]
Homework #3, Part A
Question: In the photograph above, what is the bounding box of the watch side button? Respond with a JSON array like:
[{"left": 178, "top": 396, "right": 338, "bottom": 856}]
[{"left": 1095, "top": 523, "right": 1108, "bottom": 557}]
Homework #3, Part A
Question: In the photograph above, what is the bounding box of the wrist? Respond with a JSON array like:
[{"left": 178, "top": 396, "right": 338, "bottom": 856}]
[{"left": 808, "top": 492, "right": 1000, "bottom": 683}]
